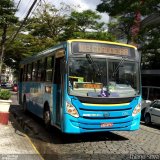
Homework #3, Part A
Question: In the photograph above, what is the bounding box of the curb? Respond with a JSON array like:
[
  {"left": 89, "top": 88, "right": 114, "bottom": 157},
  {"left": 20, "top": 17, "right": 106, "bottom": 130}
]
[{"left": 10, "top": 108, "right": 39, "bottom": 136}]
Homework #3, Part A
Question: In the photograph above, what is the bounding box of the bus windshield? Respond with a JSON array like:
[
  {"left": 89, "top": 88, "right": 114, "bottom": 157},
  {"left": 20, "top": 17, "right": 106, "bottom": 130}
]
[{"left": 68, "top": 57, "right": 139, "bottom": 98}]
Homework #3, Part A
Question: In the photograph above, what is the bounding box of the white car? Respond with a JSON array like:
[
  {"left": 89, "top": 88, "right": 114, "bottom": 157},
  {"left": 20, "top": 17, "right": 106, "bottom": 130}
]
[
  {"left": 141, "top": 99, "right": 151, "bottom": 121},
  {"left": 144, "top": 100, "right": 160, "bottom": 125}
]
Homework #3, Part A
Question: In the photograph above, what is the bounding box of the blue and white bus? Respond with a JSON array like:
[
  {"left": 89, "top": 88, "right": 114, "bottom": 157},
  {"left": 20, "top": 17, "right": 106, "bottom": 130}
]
[{"left": 19, "top": 39, "right": 141, "bottom": 133}]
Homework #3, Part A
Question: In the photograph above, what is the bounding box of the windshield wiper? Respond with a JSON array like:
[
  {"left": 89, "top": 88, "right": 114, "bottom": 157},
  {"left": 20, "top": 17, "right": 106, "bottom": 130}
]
[
  {"left": 112, "top": 57, "right": 126, "bottom": 77},
  {"left": 86, "top": 54, "right": 101, "bottom": 76},
  {"left": 86, "top": 54, "right": 102, "bottom": 92}
]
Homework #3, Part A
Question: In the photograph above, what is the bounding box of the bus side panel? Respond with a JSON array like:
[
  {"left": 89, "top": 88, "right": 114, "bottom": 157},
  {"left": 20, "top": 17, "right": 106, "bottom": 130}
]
[
  {"left": 23, "top": 82, "right": 44, "bottom": 118},
  {"left": 43, "top": 83, "right": 55, "bottom": 124}
]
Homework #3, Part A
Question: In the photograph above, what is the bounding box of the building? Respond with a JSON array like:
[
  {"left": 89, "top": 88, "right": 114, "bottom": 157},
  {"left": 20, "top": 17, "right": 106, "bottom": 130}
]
[
  {"left": 142, "top": 70, "right": 160, "bottom": 100},
  {"left": 0, "top": 65, "right": 14, "bottom": 83}
]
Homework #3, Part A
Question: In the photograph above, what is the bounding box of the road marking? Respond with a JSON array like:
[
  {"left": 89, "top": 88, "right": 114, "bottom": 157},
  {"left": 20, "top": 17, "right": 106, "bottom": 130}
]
[{"left": 25, "top": 134, "right": 44, "bottom": 160}]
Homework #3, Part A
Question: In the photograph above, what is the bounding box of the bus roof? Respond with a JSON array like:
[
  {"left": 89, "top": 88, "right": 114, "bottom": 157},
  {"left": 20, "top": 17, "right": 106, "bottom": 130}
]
[
  {"left": 20, "top": 42, "right": 66, "bottom": 65},
  {"left": 20, "top": 39, "right": 137, "bottom": 65}
]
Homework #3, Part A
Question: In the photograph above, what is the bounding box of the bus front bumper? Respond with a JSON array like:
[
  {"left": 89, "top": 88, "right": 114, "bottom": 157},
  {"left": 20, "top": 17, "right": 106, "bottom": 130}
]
[{"left": 63, "top": 114, "right": 141, "bottom": 134}]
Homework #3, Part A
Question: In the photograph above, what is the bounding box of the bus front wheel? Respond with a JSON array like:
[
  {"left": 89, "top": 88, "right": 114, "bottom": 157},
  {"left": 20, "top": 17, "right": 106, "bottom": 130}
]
[{"left": 43, "top": 107, "right": 51, "bottom": 129}]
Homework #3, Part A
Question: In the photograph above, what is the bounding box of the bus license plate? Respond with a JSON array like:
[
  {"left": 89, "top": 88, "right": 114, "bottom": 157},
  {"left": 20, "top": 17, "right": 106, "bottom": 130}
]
[{"left": 101, "top": 123, "right": 113, "bottom": 127}]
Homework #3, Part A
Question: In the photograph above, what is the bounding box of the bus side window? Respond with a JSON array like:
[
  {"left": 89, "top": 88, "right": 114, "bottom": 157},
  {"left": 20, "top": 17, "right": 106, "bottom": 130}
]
[
  {"left": 23, "top": 65, "right": 27, "bottom": 81},
  {"left": 32, "top": 62, "right": 36, "bottom": 81},
  {"left": 37, "top": 60, "right": 42, "bottom": 81},
  {"left": 41, "top": 58, "right": 46, "bottom": 81},
  {"left": 45, "top": 56, "right": 54, "bottom": 82},
  {"left": 20, "top": 68, "right": 23, "bottom": 82},
  {"left": 27, "top": 64, "right": 32, "bottom": 81}
]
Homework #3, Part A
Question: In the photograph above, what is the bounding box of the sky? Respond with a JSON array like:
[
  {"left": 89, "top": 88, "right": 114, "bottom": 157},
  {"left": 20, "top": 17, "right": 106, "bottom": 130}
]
[{"left": 14, "top": 0, "right": 109, "bottom": 23}]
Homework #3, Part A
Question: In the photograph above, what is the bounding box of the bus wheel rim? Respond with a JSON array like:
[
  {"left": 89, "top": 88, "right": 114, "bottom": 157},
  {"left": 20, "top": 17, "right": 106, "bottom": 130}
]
[{"left": 44, "top": 111, "right": 50, "bottom": 124}]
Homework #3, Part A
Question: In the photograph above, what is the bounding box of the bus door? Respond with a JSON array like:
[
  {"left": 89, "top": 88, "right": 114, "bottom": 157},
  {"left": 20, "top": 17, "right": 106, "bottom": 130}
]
[{"left": 54, "top": 50, "right": 65, "bottom": 126}]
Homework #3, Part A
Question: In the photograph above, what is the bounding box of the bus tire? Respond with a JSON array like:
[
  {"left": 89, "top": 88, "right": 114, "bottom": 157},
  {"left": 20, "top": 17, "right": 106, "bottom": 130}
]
[
  {"left": 43, "top": 105, "right": 51, "bottom": 130},
  {"left": 23, "top": 96, "right": 27, "bottom": 113}
]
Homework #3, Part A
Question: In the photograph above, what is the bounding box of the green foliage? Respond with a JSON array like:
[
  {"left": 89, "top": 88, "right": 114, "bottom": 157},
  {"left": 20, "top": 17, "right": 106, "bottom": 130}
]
[
  {"left": 97, "top": 0, "right": 160, "bottom": 69},
  {"left": 107, "top": 15, "right": 134, "bottom": 43},
  {"left": 0, "top": 0, "right": 18, "bottom": 75},
  {"left": 97, "top": 0, "right": 159, "bottom": 43},
  {"left": 97, "top": 0, "right": 159, "bottom": 17},
  {"left": 69, "top": 10, "right": 102, "bottom": 32},
  {"left": 60, "top": 9, "right": 115, "bottom": 41},
  {"left": 27, "top": 3, "right": 71, "bottom": 41},
  {"left": 0, "top": 0, "right": 17, "bottom": 27},
  {"left": 139, "top": 25, "right": 160, "bottom": 69},
  {"left": 0, "top": 89, "right": 11, "bottom": 100},
  {"left": 1, "top": 2, "right": 116, "bottom": 72}
]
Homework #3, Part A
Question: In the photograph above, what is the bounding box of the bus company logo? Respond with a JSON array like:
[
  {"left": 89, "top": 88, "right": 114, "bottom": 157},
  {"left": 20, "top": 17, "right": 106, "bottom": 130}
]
[
  {"left": 103, "top": 112, "right": 110, "bottom": 118},
  {"left": 122, "top": 111, "right": 129, "bottom": 116}
]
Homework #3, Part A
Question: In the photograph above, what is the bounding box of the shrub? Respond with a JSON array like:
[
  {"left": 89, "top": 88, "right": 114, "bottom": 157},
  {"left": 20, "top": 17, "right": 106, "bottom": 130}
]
[{"left": 0, "top": 89, "right": 11, "bottom": 100}]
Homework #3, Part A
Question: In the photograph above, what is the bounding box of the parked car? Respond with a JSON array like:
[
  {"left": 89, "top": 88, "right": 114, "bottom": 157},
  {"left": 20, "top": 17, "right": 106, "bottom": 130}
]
[
  {"left": 141, "top": 99, "right": 152, "bottom": 121},
  {"left": 12, "top": 84, "right": 18, "bottom": 92},
  {"left": 0, "top": 82, "right": 7, "bottom": 88},
  {"left": 144, "top": 100, "right": 160, "bottom": 125},
  {"left": 0, "top": 82, "right": 12, "bottom": 88}
]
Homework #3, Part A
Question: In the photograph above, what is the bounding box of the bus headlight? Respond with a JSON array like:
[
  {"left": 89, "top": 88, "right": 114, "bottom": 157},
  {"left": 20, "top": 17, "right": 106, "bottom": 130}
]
[
  {"left": 132, "top": 103, "right": 141, "bottom": 116},
  {"left": 66, "top": 102, "right": 79, "bottom": 118}
]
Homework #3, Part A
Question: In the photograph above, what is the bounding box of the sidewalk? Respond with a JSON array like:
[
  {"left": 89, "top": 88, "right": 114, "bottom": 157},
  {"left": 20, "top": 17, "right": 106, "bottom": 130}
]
[{"left": 0, "top": 94, "right": 42, "bottom": 160}]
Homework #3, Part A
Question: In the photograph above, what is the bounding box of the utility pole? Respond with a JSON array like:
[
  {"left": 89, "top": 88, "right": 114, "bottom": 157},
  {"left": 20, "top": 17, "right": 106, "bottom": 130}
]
[{"left": 10, "top": 0, "right": 39, "bottom": 43}]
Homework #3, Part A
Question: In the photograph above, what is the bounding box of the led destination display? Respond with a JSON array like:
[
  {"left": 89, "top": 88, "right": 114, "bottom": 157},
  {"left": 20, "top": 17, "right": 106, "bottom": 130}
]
[{"left": 72, "top": 42, "right": 135, "bottom": 58}]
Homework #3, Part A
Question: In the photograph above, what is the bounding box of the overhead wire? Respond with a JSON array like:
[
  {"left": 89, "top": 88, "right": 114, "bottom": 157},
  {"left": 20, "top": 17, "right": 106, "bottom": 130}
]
[
  {"left": 28, "top": 0, "right": 42, "bottom": 19},
  {"left": 15, "top": 0, "right": 22, "bottom": 10},
  {"left": 24, "top": 0, "right": 43, "bottom": 28},
  {"left": 9, "top": 0, "right": 41, "bottom": 44},
  {"left": 17, "top": 0, "right": 33, "bottom": 19}
]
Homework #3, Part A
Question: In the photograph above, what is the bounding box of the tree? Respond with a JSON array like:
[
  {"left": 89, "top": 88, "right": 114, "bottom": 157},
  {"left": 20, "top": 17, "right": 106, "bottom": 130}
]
[
  {"left": 69, "top": 10, "right": 103, "bottom": 32},
  {"left": 139, "top": 25, "right": 160, "bottom": 69},
  {"left": 107, "top": 15, "right": 134, "bottom": 43},
  {"left": 0, "top": 0, "right": 17, "bottom": 78},
  {"left": 97, "top": 0, "right": 160, "bottom": 69},
  {"left": 97, "top": 0, "right": 159, "bottom": 43},
  {"left": 60, "top": 9, "right": 115, "bottom": 41},
  {"left": 27, "top": 2, "right": 71, "bottom": 42},
  {"left": 97, "top": 0, "right": 159, "bottom": 17}
]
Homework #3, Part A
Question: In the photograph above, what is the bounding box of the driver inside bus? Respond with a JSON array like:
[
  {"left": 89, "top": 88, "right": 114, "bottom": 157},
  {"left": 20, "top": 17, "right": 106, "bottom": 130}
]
[{"left": 100, "top": 86, "right": 110, "bottom": 97}]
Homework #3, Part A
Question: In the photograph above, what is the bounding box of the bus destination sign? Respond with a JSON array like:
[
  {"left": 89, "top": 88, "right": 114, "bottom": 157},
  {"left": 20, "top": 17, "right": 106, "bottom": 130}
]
[{"left": 71, "top": 42, "right": 134, "bottom": 57}]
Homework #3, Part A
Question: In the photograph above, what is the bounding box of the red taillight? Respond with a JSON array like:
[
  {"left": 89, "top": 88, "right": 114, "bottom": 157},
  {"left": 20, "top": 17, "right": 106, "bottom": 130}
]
[{"left": 13, "top": 86, "right": 18, "bottom": 91}]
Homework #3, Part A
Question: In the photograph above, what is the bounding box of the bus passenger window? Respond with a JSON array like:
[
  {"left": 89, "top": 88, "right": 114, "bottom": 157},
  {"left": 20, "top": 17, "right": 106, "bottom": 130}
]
[
  {"left": 19, "top": 68, "right": 23, "bottom": 82},
  {"left": 32, "top": 62, "right": 36, "bottom": 81},
  {"left": 27, "top": 64, "right": 32, "bottom": 81},
  {"left": 23, "top": 65, "right": 27, "bottom": 81},
  {"left": 45, "top": 56, "right": 54, "bottom": 82},
  {"left": 37, "top": 60, "right": 43, "bottom": 81},
  {"left": 41, "top": 59, "right": 46, "bottom": 81}
]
